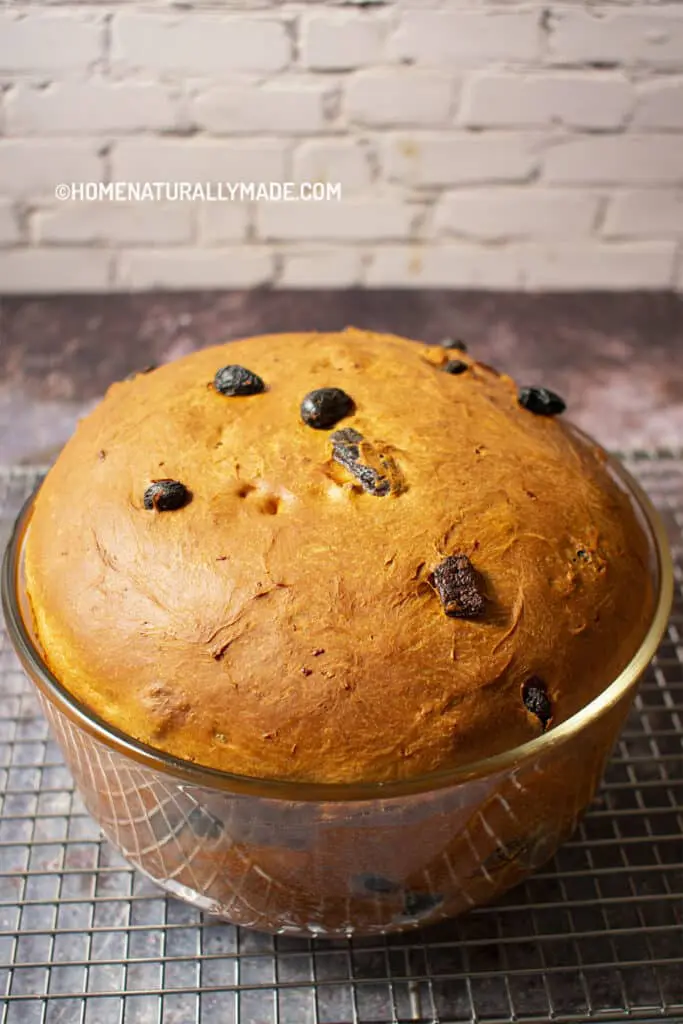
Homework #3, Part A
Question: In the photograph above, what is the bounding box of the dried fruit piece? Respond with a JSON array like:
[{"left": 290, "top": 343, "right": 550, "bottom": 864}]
[
  {"left": 301, "top": 387, "right": 354, "bottom": 430},
  {"left": 518, "top": 386, "right": 566, "bottom": 417},
  {"left": 442, "top": 338, "right": 468, "bottom": 352},
  {"left": 522, "top": 677, "right": 552, "bottom": 729},
  {"left": 432, "top": 554, "right": 485, "bottom": 618},
  {"left": 443, "top": 359, "right": 468, "bottom": 375},
  {"left": 214, "top": 364, "right": 265, "bottom": 397},
  {"left": 143, "top": 479, "right": 191, "bottom": 512},
  {"left": 330, "top": 428, "right": 402, "bottom": 497}
]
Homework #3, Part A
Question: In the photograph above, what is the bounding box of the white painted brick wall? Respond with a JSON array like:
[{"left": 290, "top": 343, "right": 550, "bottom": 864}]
[
  {"left": 388, "top": 11, "right": 541, "bottom": 66},
  {"left": 34, "top": 203, "right": 194, "bottom": 246},
  {"left": 632, "top": 80, "right": 683, "bottom": 129},
  {"left": 0, "top": 140, "right": 103, "bottom": 198},
  {"left": 301, "top": 12, "right": 391, "bottom": 71},
  {"left": 346, "top": 71, "right": 456, "bottom": 128},
  {"left": 111, "top": 14, "right": 291, "bottom": 74},
  {"left": 0, "top": 12, "right": 103, "bottom": 74},
  {"left": 603, "top": 191, "right": 683, "bottom": 238},
  {"left": 384, "top": 133, "right": 541, "bottom": 187},
  {"left": 281, "top": 248, "right": 363, "bottom": 287},
  {"left": 0, "top": 0, "right": 682, "bottom": 293},
  {"left": 544, "top": 136, "right": 683, "bottom": 185},
  {"left": 193, "top": 81, "right": 334, "bottom": 135},
  {"left": 116, "top": 248, "right": 274, "bottom": 289},
  {"left": 548, "top": 9, "right": 683, "bottom": 68},
  {"left": 111, "top": 139, "right": 288, "bottom": 184},
  {"left": 523, "top": 242, "right": 676, "bottom": 289},
  {"left": 0, "top": 202, "right": 22, "bottom": 248},
  {"left": 256, "top": 197, "right": 419, "bottom": 241},
  {"left": 294, "top": 139, "right": 374, "bottom": 191},
  {"left": 6, "top": 81, "right": 179, "bottom": 135},
  {"left": 199, "top": 204, "right": 250, "bottom": 244},
  {"left": 365, "top": 245, "right": 525, "bottom": 288},
  {"left": 0, "top": 249, "right": 111, "bottom": 292},
  {"left": 432, "top": 190, "right": 602, "bottom": 241},
  {"left": 459, "top": 73, "right": 632, "bottom": 130}
]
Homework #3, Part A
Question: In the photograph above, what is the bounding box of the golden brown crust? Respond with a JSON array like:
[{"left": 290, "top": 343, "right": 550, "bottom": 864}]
[{"left": 24, "top": 329, "right": 654, "bottom": 783}]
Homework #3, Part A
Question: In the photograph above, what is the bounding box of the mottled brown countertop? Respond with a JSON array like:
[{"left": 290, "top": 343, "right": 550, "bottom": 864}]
[{"left": 1, "top": 289, "right": 682, "bottom": 464}]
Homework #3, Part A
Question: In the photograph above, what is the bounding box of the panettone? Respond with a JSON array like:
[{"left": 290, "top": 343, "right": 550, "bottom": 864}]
[{"left": 24, "top": 329, "right": 655, "bottom": 785}]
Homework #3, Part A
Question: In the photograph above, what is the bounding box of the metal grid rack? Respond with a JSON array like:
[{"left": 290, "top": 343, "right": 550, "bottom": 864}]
[{"left": 0, "top": 458, "right": 681, "bottom": 1024}]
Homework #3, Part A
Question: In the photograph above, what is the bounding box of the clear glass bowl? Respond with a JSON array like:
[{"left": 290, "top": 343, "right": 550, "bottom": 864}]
[{"left": 2, "top": 451, "right": 673, "bottom": 937}]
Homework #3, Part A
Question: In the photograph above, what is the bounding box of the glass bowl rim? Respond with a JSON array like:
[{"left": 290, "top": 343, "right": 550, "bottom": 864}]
[{"left": 1, "top": 448, "right": 674, "bottom": 803}]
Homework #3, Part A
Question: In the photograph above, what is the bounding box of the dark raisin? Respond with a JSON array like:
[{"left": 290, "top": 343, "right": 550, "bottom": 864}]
[
  {"left": 356, "top": 874, "right": 400, "bottom": 895},
  {"left": 330, "top": 428, "right": 397, "bottom": 497},
  {"left": 432, "top": 554, "right": 485, "bottom": 618},
  {"left": 522, "top": 677, "right": 552, "bottom": 729},
  {"left": 143, "top": 479, "right": 191, "bottom": 512},
  {"left": 300, "top": 387, "right": 354, "bottom": 430},
  {"left": 403, "top": 891, "right": 444, "bottom": 917},
  {"left": 443, "top": 359, "right": 468, "bottom": 375},
  {"left": 442, "top": 338, "right": 468, "bottom": 353},
  {"left": 518, "top": 386, "right": 566, "bottom": 417},
  {"left": 214, "top": 364, "right": 265, "bottom": 397},
  {"left": 576, "top": 549, "right": 590, "bottom": 562}
]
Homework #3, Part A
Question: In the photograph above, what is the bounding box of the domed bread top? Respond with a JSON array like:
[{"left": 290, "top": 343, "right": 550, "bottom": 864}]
[{"left": 24, "top": 329, "right": 655, "bottom": 784}]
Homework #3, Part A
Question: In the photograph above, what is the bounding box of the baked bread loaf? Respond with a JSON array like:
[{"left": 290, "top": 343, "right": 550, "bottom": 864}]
[{"left": 24, "top": 329, "right": 654, "bottom": 784}]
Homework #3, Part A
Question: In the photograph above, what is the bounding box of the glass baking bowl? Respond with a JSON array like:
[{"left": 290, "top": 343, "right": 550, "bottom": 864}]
[{"left": 1, "top": 451, "right": 673, "bottom": 938}]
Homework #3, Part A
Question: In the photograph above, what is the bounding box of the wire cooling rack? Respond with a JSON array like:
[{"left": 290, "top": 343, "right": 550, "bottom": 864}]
[{"left": 0, "top": 458, "right": 681, "bottom": 1024}]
